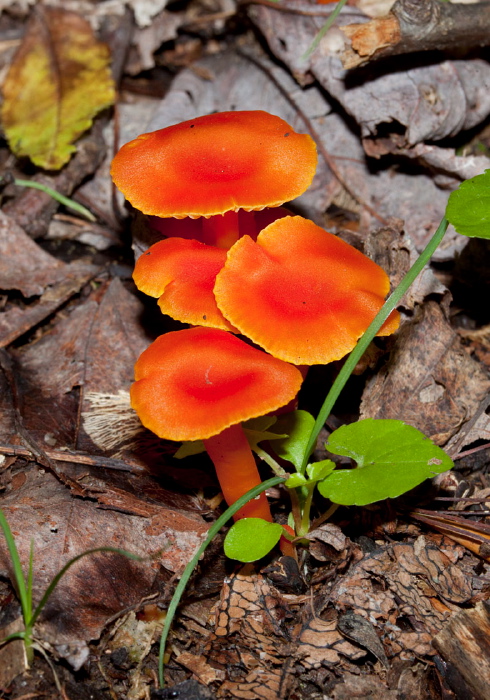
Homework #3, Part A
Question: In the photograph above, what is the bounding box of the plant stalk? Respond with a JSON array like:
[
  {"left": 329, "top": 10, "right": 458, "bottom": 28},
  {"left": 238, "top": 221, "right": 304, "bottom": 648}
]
[
  {"left": 157, "top": 476, "right": 285, "bottom": 687},
  {"left": 301, "top": 216, "right": 449, "bottom": 470}
]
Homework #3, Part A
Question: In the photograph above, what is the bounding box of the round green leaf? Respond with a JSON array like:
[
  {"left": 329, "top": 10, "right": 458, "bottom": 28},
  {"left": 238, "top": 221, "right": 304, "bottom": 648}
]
[
  {"left": 318, "top": 419, "right": 453, "bottom": 506},
  {"left": 446, "top": 169, "right": 490, "bottom": 239},
  {"left": 224, "top": 519, "right": 283, "bottom": 562}
]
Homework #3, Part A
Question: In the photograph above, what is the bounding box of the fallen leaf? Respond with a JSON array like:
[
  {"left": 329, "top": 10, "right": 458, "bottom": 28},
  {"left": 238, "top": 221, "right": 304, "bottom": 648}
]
[
  {"left": 0, "top": 466, "right": 207, "bottom": 669},
  {"left": 332, "top": 673, "right": 397, "bottom": 700},
  {"left": 0, "top": 209, "right": 66, "bottom": 298},
  {"left": 0, "top": 210, "right": 97, "bottom": 349},
  {"left": 2, "top": 7, "right": 115, "bottom": 169},
  {"left": 360, "top": 302, "right": 490, "bottom": 445}
]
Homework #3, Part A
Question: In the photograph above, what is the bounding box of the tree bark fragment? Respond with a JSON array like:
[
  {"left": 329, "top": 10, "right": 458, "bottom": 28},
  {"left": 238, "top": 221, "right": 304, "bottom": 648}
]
[
  {"left": 433, "top": 602, "right": 490, "bottom": 700},
  {"left": 340, "top": 0, "right": 490, "bottom": 69}
]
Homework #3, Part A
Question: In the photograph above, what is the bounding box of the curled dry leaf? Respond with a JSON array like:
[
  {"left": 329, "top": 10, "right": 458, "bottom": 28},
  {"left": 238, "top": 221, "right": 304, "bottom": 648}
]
[
  {"left": 2, "top": 7, "right": 115, "bottom": 169},
  {"left": 360, "top": 301, "right": 490, "bottom": 445}
]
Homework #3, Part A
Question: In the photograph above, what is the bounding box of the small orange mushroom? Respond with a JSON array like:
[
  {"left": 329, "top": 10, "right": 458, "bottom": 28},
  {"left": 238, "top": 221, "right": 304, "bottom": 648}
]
[
  {"left": 214, "top": 216, "right": 400, "bottom": 365},
  {"left": 131, "top": 327, "right": 303, "bottom": 521},
  {"left": 133, "top": 210, "right": 292, "bottom": 330},
  {"left": 132, "top": 237, "right": 237, "bottom": 331},
  {"left": 111, "top": 111, "right": 317, "bottom": 248}
]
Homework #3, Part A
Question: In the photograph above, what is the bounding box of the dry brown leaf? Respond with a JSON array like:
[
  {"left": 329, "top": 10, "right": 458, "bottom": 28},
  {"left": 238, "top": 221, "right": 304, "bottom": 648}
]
[
  {"left": 2, "top": 7, "right": 115, "bottom": 169},
  {"left": 0, "top": 466, "right": 207, "bottom": 669},
  {"left": 360, "top": 301, "right": 490, "bottom": 445},
  {"left": 0, "top": 210, "right": 97, "bottom": 349}
]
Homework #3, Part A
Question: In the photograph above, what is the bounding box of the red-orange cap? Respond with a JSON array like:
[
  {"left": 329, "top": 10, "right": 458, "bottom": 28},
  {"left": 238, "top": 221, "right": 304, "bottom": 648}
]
[
  {"left": 131, "top": 327, "right": 303, "bottom": 441},
  {"left": 214, "top": 216, "right": 400, "bottom": 365},
  {"left": 110, "top": 111, "right": 317, "bottom": 218},
  {"left": 133, "top": 237, "right": 236, "bottom": 331}
]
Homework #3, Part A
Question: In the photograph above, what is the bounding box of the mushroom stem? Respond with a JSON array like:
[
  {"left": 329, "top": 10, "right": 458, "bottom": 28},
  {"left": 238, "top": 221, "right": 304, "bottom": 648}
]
[
  {"left": 202, "top": 211, "right": 242, "bottom": 249},
  {"left": 204, "top": 423, "right": 273, "bottom": 522}
]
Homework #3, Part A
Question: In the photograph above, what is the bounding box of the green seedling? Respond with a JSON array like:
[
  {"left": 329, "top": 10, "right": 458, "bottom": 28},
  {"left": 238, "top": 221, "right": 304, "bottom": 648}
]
[
  {"left": 159, "top": 168, "right": 489, "bottom": 685},
  {"left": 223, "top": 167, "right": 490, "bottom": 562},
  {"left": 317, "top": 419, "right": 453, "bottom": 505},
  {"left": 0, "top": 508, "right": 140, "bottom": 663}
]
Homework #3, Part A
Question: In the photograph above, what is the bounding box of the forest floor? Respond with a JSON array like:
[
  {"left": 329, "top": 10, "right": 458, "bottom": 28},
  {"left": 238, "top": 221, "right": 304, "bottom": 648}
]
[{"left": 0, "top": 1, "right": 490, "bottom": 699}]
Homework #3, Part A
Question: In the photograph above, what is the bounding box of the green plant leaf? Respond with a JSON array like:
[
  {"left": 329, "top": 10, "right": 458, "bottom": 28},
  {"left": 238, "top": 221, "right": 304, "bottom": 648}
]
[
  {"left": 285, "top": 473, "right": 308, "bottom": 489},
  {"left": 445, "top": 169, "right": 490, "bottom": 239},
  {"left": 224, "top": 518, "right": 283, "bottom": 562},
  {"left": 317, "top": 419, "right": 453, "bottom": 506},
  {"left": 244, "top": 416, "right": 278, "bottom": 432},
  {"left": 306, "top": 459, "right": 336, "bottom": 483},
  {"left": 269, "top": 410, "right": 315, "bottom": 473},
  {"left": 243, "top": 416, "right": 287, "bottom": 452},
  {"left": 174, "top": 440, "right": 205, "bottom": 459}
]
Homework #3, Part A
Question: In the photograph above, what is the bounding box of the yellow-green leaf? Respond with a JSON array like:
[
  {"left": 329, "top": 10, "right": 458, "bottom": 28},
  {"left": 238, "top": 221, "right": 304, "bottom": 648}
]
[{"left": 2, "top": 7, "right": 115, "bottom": 170}]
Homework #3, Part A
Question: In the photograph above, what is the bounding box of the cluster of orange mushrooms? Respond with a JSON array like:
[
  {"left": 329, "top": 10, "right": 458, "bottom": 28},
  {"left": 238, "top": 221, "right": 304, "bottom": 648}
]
[{"left": 111, "top": 111, "right": 400, "bottom": 523}]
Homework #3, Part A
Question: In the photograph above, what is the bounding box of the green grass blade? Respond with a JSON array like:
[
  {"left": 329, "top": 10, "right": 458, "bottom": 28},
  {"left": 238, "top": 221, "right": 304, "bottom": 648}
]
[
  {"left": 302, "top": 216, "right": 449, "bottom": 468},
  {"left": 14, "top": 179, "right": 96, "bottom": 222},
  {"left": 29, "top": 547, "right": 141, "bottom": 628},
  {"left": 158, "top": 475, "right": 285, "bottom": 688},
  {"left": 301, "top": 0, "right": 348, "bottom": 61},
  {"left": 27, "top": 540, "right": 34, "bottom": 621},
  {"left": 0, "top": 509, "right": 30, "bottom": 624}
]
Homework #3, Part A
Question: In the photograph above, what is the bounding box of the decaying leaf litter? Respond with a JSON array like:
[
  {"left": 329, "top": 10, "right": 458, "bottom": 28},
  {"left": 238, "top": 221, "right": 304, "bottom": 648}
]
[{"left": 0, "top": 0, "right": 489, "bottom": 698}]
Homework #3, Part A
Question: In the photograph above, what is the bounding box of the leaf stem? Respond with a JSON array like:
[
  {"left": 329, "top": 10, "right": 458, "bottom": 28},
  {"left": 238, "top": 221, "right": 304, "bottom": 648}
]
[
  {"left": 157, "top": 475, "right": 285, "bottom": 688},
  {"left": 301, "top": 216, "right": 449, "bottom": 469},
  {"left": 298, "top": 483, "right": 316, "bottom": 536}
]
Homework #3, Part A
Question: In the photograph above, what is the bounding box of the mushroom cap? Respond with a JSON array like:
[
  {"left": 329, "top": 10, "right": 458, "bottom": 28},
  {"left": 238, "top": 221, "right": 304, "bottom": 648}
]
[
  {"left": 110, "top": 111, "right": 317, "bottom": 218},
  {"left": 214, "top": 216, "right": 400, "bottom": 365},
  {"left": 133, "top": 237, "right": 236, "bottom": 331},
  {"left": 131, "top": 327, "right": 303, "bottom": 441}
]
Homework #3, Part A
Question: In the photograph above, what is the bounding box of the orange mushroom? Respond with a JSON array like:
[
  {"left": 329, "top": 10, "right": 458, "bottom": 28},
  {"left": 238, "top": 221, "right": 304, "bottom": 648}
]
[
  {"left": 214, "top": 216, "right": 400, "bottom": 365},
  {"left": 132, "top": 237, "right": 237, "bottom": 331},
  {"left": 132, "top": 211, "right": 292, "bottom": 330},
  {"left": 131, "top": 327, "right": 303, "bottom": 521},
  {"left": 111, "top": 111, "right": 317, "bottom": 248}
]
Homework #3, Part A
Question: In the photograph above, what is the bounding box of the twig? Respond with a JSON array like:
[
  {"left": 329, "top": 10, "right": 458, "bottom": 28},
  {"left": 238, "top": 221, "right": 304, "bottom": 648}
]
[
  {"left": 339, "top": 0, "right": 490, "bottom": 69},
  {"left": 0, "top": 443, "right": 144, "bottom": 473},
  {"left": 455, "top": 441, "right": 490, "bottom": 461}
]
